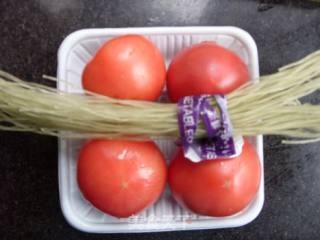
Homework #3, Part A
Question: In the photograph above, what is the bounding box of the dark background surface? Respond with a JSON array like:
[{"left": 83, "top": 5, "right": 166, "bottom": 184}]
[{"left": 1, "top": 0, "right": 320, "bottom": 239}]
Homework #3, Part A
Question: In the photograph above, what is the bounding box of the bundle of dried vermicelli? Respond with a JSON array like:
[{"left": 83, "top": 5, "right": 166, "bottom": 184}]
[{"left": 0, "top": 50, "right": 320, "bottom": 143}]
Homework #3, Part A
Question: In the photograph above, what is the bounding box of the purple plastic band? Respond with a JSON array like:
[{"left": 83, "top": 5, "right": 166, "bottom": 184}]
[
  {"left": 213, "top": 95, "right": 236, "bottom": 157},
  {"left": 177, "top": 95, "right": 208, "bottom": 146},
  {"left": 177, "top": 94, "right": 236, "bottom": 162},
  {"left": 201, "top": 99, "right": 220, "bottom": 138}
]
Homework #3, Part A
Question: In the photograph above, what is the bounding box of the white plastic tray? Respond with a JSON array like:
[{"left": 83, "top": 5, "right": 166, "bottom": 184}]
[{"left": 57, "top": 27, "right": 264, "bottom": 233}]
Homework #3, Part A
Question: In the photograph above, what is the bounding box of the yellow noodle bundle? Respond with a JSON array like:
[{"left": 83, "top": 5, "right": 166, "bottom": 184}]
[{"left": 0, "top": 51, "right": 320, "bottom": 143}]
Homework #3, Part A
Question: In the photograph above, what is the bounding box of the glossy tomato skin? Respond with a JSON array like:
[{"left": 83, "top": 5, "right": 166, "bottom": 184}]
[
  {"left": 77, "top": 139, "right": 167, "bottom": 218},
  {"left": 82, "top": 34, "right": 166, "bottom": 101},
  {"left": 168, "top": 140, "right": 260, "bottom": 217},
  {"left": 167, "top": 42, "right": 249, "bottom": 102}
]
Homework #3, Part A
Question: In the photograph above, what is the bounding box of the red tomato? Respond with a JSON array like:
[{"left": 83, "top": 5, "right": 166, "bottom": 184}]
[
  {"left": 167, "top": 42, "right": 249, "bottom": 102},
  {"left": 82, "top": 34, "right": 166, "bottom": 101},
  {"left": 168, "top": 140, "right": 260, "bottom": 217},
  {"left": 77, "top": 139, "right": 167, "bottom": 218}
]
